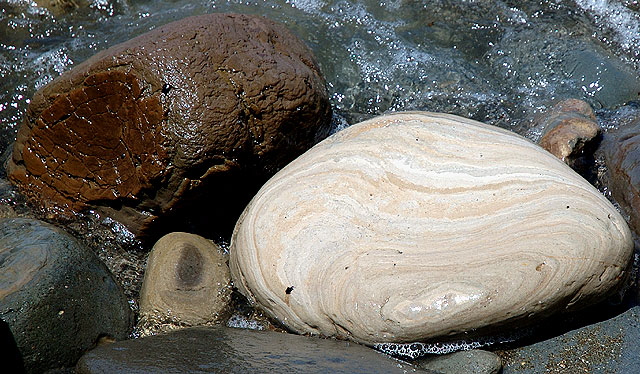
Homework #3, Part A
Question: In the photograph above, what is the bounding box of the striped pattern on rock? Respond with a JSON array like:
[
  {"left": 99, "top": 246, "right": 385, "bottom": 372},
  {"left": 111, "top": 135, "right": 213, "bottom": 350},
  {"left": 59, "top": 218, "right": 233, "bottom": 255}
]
[{"left": 230, "top": 111, "right": 633, "bottom": 345}]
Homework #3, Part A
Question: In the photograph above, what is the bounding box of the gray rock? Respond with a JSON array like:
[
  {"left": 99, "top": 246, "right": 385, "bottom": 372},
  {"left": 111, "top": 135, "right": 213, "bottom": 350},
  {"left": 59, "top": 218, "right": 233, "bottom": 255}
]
[
  {"left": 76, "top": 326, "right": 437, "bottom": 373},
  {"left": 415, "top": 350, "right": 502, "bottom": 374},
  {"left": 499, "top": 303, "right": 640, "bottom": 373},
  {"left": 0, "top": 218, "right": 132, "bottom": 373}
]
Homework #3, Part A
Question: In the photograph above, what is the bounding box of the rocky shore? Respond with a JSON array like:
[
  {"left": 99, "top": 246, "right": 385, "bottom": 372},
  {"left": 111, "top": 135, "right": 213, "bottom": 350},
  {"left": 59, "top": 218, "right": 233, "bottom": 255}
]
[{"left": 1, "top": 9, "right": 640, "bottom": 374}]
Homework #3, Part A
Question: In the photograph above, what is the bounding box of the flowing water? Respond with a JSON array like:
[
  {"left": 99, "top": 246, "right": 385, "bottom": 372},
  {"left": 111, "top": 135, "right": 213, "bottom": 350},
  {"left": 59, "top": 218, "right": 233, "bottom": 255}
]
[{"left": 1, "top": 0, "right": 640, "bottom": 359}]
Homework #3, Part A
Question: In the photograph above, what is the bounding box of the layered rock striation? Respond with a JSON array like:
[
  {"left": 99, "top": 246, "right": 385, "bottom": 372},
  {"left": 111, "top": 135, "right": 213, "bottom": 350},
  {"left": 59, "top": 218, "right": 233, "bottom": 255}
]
[{"left": 230, "top": 111, "right": 633, "bottom": 346}]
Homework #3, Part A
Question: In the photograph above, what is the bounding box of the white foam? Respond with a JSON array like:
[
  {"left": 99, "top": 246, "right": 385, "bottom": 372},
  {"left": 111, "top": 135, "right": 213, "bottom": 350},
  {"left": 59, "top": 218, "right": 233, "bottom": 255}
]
[
  {"left": 226, "top": 314, "right": 266, "bottom": 330},
  {"left": 574, "top": 0, "right": 640, "bottom": 56}
]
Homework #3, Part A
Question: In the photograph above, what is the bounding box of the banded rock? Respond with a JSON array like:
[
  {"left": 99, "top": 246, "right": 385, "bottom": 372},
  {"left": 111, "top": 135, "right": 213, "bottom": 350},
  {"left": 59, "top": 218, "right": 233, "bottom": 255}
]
[
  {"left": 7, "top": 13, "right": 331, "bottom": 239},
  {"left": 230, "top": 111, "right": 633, "bottom": 346}
]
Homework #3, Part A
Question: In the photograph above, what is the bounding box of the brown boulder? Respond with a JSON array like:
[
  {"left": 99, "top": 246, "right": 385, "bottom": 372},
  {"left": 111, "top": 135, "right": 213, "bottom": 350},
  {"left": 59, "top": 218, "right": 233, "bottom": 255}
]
[
  {"left": 602, "top": 116, "right": 640, "bottom": 235},
  {"left": 536, "top": 99, "right": 601, "bottom": 171},
  {"left": 7, "top": 13, "right": 331, "bottom": 239}
]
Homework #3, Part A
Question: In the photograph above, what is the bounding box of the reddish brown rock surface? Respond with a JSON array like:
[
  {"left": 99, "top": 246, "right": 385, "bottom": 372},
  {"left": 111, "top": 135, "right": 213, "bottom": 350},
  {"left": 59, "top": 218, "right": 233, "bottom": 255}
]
[
  {"left": 7, "top": 13, "right": 331, "bottom": 238},
  {"left": 536, "top": 99, "right": 601, "bottom": 171},
  {"left": 602, "top": 116, "right": 640, "bottom": 235}
]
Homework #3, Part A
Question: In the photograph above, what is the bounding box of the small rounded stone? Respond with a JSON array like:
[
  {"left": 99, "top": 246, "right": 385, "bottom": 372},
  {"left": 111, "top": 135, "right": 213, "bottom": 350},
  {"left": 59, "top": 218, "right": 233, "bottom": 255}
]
[
  {"left": 535, "top": 99, "right": 601, "bottom": 170},
  {"left": 138, "top": 232, "right": 232, "bottom": 334}
]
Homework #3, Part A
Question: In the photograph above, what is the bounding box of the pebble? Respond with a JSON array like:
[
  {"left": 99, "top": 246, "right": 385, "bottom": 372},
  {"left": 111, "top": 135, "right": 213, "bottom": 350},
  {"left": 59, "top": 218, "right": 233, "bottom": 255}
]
[
  {"left": 536, "top": 99, "right": 601, "bottom": 172},
  {"left": 137, "top": 232, "right": 232, "bottom": 336}
]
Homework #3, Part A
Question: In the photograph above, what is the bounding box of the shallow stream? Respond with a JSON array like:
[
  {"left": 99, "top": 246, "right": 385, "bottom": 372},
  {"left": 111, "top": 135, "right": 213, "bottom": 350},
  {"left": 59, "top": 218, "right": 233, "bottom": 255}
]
[{"left": 1, "top": 0, "right": 640, "bottom": 366}]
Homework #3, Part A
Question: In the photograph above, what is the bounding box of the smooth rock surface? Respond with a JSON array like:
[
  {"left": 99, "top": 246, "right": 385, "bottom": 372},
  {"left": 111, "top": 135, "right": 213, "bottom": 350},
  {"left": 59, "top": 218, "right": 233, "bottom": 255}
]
[
  {"left": 75, "top": 326, "right": 433, "bottom": 373},
  {"left": 138, "top": 232, "right": 232, "bottom": 336},
  {"left": 230, "top": 111, "right": 633, "bottom": 346},
  {"left": 7, "top": 13, "right": 331, "bottom": 239},
  {"left": 0, "top": 218, "right": 132, "bottom": 373},
  {"left": 602, "top": 117, "right": 640, "bottom": 235},
  {"left": 536, "top": 99, "right": 600, "bottom": 171},
  {"left": 415, "top": 350, "right": 502, "bottom": 374}
]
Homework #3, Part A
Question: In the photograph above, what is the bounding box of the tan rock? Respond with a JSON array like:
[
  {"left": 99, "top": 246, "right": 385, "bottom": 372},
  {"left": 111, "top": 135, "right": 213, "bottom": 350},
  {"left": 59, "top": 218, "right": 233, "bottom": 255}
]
[
  {"left": 139, "top": 232, "right": 231, "bottom": 335},
  {"left": 230, "top": 111, "right": 633, "bottom": 346},
  {"left": 536, "top": 99, "right": 601, "bottom": 169}
]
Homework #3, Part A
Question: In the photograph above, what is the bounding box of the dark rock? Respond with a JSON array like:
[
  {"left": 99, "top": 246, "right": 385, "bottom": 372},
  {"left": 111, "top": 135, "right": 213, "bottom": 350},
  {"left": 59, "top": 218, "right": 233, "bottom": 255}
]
[
  {"left": 7, "top": 13, "right": 332, "bottom": 240},
  {"left": 0, "top": 318, "right": 25, "bottom": 374},
  {"left": 414, "top": 350, "right": 502, "bottom": 374},
  {"left": 0, "top": 218, "right": 132, "bottom": 373},
  {"left": 499, "top": 304, "right": 640, "bottom": 373},
  {"left": 76, "top": 326, "right": 436, "bottom": 373},
  {"left": 536, "top": 99, "right": 601, "bottom": 172},
  {"left": 601, "top": 116, "right": 640, "bottom": 235}
]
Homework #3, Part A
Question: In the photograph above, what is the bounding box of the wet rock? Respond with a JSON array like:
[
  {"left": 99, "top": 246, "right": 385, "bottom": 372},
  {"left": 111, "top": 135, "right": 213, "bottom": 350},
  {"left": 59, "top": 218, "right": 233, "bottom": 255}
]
[
  {"left": 137, "top": 232, "right": 232, "bottom": 336},
  {"left": 601, "top": 116, "right": 640, "bottom": 235},
  {"left": 34, "top": 0, "right": 89, "bottom": 15},
  {"left": 536, "top": 99, "right": 600, "bottom": 171},
  {"left": 0, "top": 218, "right": 132, "bottom": 373},
  {"left": 7, "top": 13, "right": 332, "bottom": 239},
  {"left": 0, "top": 319, "right": 25, "bottom": 374},
  {"left": 76, "top": 326, "right": 433, "bottom": 373},
  {"left": 230, "top": 111, "right": 633, "bottom": 347},
  {"left": 499, "top": 303, "right": 640, "bottom": 373},
  {"left": 415, "top": 350, "right": 502, "bottom": 374}
]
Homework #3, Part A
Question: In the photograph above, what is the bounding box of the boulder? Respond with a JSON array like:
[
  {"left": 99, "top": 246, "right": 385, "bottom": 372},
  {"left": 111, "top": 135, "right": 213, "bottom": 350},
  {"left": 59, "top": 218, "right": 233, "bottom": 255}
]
[
  {"left": 137, "top": 232, "right": 232, "bottom": 336},
  {"left": 536, "top": 99, "right": 601, "bottom": 171},
  {"left": 0, "top": 218, "right": 132, "bottom": 373},
  {"left": 75, "top": 326, "right": 432, "bottom": 373},
  {"left": 601, "top": 117, "right": 640, "bottom": 235},
  {"left": 499, "top": 303, "right": 640, "bottom": 373},
  {"left": 230, "top": 111, "right": 633, "bottom": 346},
  {"left": 6, "top": 13, "right": 331, "bottom": 239}
]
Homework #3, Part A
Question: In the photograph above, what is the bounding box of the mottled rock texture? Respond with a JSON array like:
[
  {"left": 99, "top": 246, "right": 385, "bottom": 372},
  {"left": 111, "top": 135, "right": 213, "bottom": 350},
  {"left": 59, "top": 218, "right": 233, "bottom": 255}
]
[
  {"left": 602, "top": 116, "right": 640, "bottom": 235},
  {"left": 138, "top": 232, "right": 232, "bottom": 335},
  {"left": 536, "top": 99, "right": 600, "bottom": 171},
  {"left": 7, "top": 13, "right": 331, "bottom": 239},
  {"left": 499, "top": 303, "right": 640, "bottom": 373},
  {"left": 0, "top": 218, "right": 132, "bottom": 373},
  {"left": 230, "top": 111, "right": 633, "bottom": 346}
]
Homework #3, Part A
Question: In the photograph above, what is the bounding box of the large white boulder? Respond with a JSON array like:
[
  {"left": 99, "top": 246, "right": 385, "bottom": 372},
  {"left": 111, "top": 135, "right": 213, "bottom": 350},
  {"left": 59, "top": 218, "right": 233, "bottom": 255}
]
[{"left": 230, "top": 112, "right": 633, "bottom": 345}]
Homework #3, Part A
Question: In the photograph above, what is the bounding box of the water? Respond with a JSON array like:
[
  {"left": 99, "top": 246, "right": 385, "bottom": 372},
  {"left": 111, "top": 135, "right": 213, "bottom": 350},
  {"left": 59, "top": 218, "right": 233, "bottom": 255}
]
[
  {"left": 2, "top": 0, "right": 640, "bottom": 156},
  {"left": 1, "top": 0, "right": 640, "bottom": 357}
]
